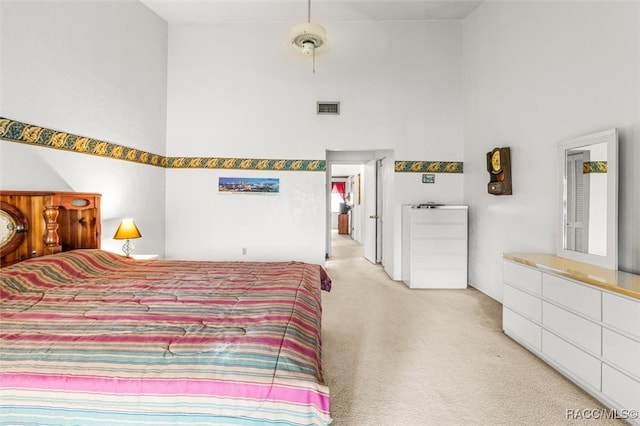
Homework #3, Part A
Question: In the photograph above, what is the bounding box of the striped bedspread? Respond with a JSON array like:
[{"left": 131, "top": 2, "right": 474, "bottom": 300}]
[{"left": 0, "top": 250, "right": 331, "bottom": 425}]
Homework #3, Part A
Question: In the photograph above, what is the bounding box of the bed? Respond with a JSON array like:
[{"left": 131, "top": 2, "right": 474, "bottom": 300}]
[{"left": 0, "top": 191, "right": 331, "bottom": 426}]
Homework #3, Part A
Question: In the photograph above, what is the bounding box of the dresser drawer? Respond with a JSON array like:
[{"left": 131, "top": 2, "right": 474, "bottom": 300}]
[
  {"left": 504, "top": 284, "right": 541, "bottom": 323},
  {"left": 543, "top": 301, "right": 601, "bottom": 355},
  {"left": 410, "top": 268, "right": 467, "bottom": 288},
  {"left": 411, "top": 223, "right": 467, "bottom": 239},
  {"left": 542, "top": 274, "right": 601, "bottom": 321},
  {"left": 412, "top": 208, "right": 466, "bottom": 224},
  {"left": 602, "top": 364, "right": 640, "bottom": 412},
  {"left": 603, "top": 329, "right": 640, "bottom": 379},
  {"left": 603, "top": 292, "right": 640, "bottom": 339},
  {"left": 411, "top": 254, "right": 466, "bottom": 269},
  {"left": 542, "top": 330, "right": 601, "bottom": 391},
  {"left": 503, "top": 261, "right": 542, "bottom": 295},
  {"left": 504, "top": 307, "right": 541, "bottom": 351},
  {"left": 412, "top": 238, "right": 467, "bottom": 255}
]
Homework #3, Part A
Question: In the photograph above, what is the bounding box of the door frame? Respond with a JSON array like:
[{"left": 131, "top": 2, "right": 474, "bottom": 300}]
[
  {"left": 325, "top": 150, "right": 393, "bottom": 264},
  {"left": 565, "top": 149, "right": 590, "bottom": 252},
  {"left": 363, "top": 158, "right": 378, "bottom": 263}
]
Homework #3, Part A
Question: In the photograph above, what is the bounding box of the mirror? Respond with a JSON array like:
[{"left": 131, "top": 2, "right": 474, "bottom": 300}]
[{"left": 557, "top": 129, "right": 618, "bottom": 269}]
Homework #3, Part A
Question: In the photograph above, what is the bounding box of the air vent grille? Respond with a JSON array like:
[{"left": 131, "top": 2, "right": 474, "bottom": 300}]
[{"left": 317, "top": 102, "right": 340, "bottom": 115}]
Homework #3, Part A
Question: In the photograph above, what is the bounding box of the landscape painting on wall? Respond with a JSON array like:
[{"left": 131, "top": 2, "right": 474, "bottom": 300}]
[{"left": 218, "top": 177, "right": 280, "bottom": 193}]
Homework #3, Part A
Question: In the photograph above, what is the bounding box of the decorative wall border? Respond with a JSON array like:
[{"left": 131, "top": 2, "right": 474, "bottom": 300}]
[
  {"left": 583, "top": 161, "right": 607, "bottom": 173},
  {"left": 165, "top": 156, "right": 325, "bottom": 171},
  {"left": 0, "top": 118, "right": 463, "bottom": 173},
  {"left": 394, "top": 161, "right": 463, "bottom": 173},
  {"left": 0, "top": 118, "right": 166, "bottom": 167}
]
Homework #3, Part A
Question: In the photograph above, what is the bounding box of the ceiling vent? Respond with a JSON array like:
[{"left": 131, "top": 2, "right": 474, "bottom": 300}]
[{"left": 317, "top": 102, "right": 340, "bottom": 115}]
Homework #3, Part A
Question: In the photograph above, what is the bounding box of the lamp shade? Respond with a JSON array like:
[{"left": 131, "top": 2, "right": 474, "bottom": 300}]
[{"left": 113, "top": 219, "right": 142, "bottom": 240}]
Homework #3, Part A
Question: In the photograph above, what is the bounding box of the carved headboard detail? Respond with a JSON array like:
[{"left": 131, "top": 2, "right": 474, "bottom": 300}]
[{"left": 0, "top": 191, "right": 101, "bottom": 267}]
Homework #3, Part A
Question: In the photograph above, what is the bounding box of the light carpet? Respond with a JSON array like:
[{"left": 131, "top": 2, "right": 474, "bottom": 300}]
[{"left": 321, "top": 232, "right": 625, "bottom": 426}]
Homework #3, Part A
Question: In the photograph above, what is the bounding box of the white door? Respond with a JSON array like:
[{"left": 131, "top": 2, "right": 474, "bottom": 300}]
[
  {"left": 363, "top": 159, "right": 378, "bottom": 264},
  {"left": 566, "top": 150, "right": 590, "bottom": 252}
]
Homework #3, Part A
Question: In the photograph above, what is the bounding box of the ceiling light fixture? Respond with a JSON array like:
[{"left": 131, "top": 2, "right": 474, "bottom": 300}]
[{"left": 291, "top": 0, "right": 326, "bottom": 72}]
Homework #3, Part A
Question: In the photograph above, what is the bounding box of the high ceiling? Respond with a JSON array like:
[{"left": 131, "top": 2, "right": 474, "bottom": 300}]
[{"left": 139, "top": 0, "right": 483, "bottom": 24}]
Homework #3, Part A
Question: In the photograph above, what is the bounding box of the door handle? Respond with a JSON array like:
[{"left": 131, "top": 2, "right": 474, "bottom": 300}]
[{"left": 369, "top": 215, "right": 379, "bottom": 219}]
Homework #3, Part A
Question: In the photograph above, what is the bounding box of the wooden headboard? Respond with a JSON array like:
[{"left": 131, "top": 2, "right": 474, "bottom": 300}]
[{"left": 0, "top": 191, "right": 101, "bottom": 267}]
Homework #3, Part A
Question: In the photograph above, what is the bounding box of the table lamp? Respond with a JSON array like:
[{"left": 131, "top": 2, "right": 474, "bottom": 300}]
[{"left": 113, "top": 218, "right": 142, "bottom": 257}]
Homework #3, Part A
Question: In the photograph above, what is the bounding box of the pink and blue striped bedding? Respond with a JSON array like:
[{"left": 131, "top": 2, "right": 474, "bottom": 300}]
[{"left": 0, "top": 250, "right": 331, "bottom": 425}]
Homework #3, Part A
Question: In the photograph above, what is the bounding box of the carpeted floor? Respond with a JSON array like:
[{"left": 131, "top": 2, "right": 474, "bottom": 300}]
[{"left": 321, "top": 231, "right": 625, "bottom": 425}]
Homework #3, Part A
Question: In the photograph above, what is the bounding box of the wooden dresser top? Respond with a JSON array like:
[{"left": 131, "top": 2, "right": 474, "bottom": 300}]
[{"left": 503, "top": 253, "right": 640, "bottom": 300}]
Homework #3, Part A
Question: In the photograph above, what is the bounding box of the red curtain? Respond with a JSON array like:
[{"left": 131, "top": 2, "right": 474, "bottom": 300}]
[{"left": 331, "top": 182, "right": 346, "bottom": 201}]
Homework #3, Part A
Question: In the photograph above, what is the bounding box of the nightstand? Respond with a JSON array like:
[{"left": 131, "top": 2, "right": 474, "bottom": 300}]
[{"left": 130, "top": 254, "right": 159, "bottom": 260}]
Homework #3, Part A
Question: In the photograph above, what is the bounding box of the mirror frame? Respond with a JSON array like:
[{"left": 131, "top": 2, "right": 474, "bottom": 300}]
[{"left": 557, "top": 128, "right": 618, "bottom": 270}]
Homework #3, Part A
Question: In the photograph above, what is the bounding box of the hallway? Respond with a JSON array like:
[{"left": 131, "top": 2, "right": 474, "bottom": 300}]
[{"left": 320, "top": 231, "right": 622, "bottom": 426}]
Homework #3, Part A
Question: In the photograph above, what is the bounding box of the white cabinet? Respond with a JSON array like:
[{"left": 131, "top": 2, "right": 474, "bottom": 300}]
[
  {"left": 602, "top": 329, "right": 640, "bottom": 378},
  {"left": 502, "top": 256, "right": 640, "bottom": 425},
  {"left": 401, "top": 205, "right": 468, "bottom": 289},
  {"left": 504, "top": 284, "right": 541, "bottom": 323},
  {"left": 603, "top": 292, "right": 640, "bottom": 338},
  {"left": 602, "top": 364, "right": 640, "bottom": 414},
  {"left": 504, "top": 261, "right": 541, "bottom": 295},
  {"left": 542, "top": 329, "right": 601, "bottom": 391},
  {"left": 542, "top": 274, "right": 601, "bottom": 321},
  {"left": 542, "top": 301, "right": 601, "bottom": 355},
  {"left": 503, "top": 307, "right": 541, "bottom": 351}
]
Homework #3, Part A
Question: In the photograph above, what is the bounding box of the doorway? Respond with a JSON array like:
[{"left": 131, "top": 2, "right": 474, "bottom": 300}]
[
  {"left": 325, "top": 150, "right": 394, "bottom": 267},
  {"left": 565, "top": 150, "right": 590, "bottom": 253}
]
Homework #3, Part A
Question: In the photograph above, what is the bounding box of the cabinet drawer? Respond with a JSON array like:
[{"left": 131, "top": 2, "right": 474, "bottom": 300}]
[
  {"left": 602, "top": 364, "right": 640, "bottom": 412},
  {"left": 542, "top": 330, "right": 601, "bottom": 391},
  {"left": 504, "top": 284, "right": 541, "bottom": 323},
  {"left": 603, "top": 292, "right": 640, "bottom": 339},
  {"left": 542, "top": 274, "right": 601, "bottom": 321},
  {"left": 411, "top": 209, "right": 466, "bottom": 224},
  {"left": 503, "top": 261, "right": 542, "bottom": 295},
  {"left": 412, "top": 255, "right": 466, "bottom": 269},
  {"left": 503, "top": 308, "right": 541, "bottom": 351},
  {"left": 410, "top": 269, "right": 467, "bottom": 289},
  {"left": 412, "top": 239, "right": 467, "bottom": 255},
  {"left": 603, "top": 329, "right": 640, "bottom": 379},
  {"left": 412, "top": 223, "right": 467, "bottom": 239},
  {"left": 542, "top": 302, "right": 601, "bottom": 355}
]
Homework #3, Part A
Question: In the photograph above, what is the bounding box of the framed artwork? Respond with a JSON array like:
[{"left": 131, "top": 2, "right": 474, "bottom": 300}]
[{"left": 218, "top": 177, "right": 280, "bottom": 193}]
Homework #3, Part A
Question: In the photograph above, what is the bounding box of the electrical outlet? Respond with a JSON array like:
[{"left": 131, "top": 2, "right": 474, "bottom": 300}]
[{"left": 242, "top": 248, "right": 247, "bottom": 255}]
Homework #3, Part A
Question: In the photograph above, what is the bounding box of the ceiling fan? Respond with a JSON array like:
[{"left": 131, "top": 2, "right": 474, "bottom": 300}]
[{"left": 290, "top": 0, "right": 327, "bottom": 72}]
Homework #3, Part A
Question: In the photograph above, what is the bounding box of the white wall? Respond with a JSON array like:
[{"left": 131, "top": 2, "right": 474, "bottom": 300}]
[
  {"left": 463, "top": 1, "right": 640, "bottom": 301},
  {"left": 165, "top": 20, "right": 464, "bottom": 266},
  {"left": 393, "top": 171, "right": 464, "bottom": 279},
  {"left": 165, "top": 168, "right": 325, "bottom": 264},
  {"left": 587, "top": 142, "right": 607, "bottom": 256},
  {"left": 0, "top": 0, "right": 168, "bottom": 256},
  {"left": 5, "top": 2, "right": 637, "bottom": 304}
]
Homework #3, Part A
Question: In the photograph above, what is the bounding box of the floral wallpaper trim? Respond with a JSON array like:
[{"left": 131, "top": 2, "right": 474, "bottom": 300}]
[
  {"left": 0, "top": 118, "right": 463, "bottom": 173},
  {"left": 165, "top": 157, "right": 325, "bottom": 171},
  {"left": 0, "top": 117, "right": 167, "bottom": 167},
  {"left": 394, "top": 161, "right": 463, "bottom": 173},
  {"left": 583, "top": 161, "right": 607, "bottom": 173}
]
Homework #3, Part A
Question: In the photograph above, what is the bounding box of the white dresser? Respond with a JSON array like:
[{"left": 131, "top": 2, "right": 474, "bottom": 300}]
[
  {"left": 401, "top": 205, "right": 468, "bottom": 289},
  {"left": 502, "top": 254, "right": 640, "bottom": 424}
]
